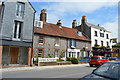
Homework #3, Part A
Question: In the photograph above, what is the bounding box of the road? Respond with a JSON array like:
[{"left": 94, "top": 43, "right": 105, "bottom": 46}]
[{"left": 2, "top": 64, "right": 96, "bottom": 79}]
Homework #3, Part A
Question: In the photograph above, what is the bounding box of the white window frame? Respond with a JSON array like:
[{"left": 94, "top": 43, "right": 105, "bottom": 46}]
[
  {"left": 13, "top": 21, "right": 22, "bottom": 41},
  {"left": 38, "top": 35, "right": 44, "bottom": 44},
  {"left": 38, "top": 49, "right": 43, "bottom": 57},
  {"left": 16, "top": 2, "right": 25, "bottom": 18}
]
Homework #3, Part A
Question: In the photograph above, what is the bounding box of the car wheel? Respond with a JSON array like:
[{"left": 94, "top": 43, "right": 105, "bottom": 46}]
[
  {"left": 100, "top": 62, "right": 102, "bottom": 65},
  {"left": 90, "top": 64, "right": 93, "bottom": 67}
]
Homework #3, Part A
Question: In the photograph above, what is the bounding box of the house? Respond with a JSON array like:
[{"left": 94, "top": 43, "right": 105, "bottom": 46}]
[
  {"left": 33, "top": 9, "right": 91, "bottom": 59},
  {"left": 0, "top": 0, "right": 36, "bottom": 66},
  {"left": 75, "top": 16, "right": 112, "bottom": 57}
]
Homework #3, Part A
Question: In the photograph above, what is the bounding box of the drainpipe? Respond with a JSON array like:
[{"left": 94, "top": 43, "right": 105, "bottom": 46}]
[{"left": 65, "top": 39, "right": 68, "bottom": 61}]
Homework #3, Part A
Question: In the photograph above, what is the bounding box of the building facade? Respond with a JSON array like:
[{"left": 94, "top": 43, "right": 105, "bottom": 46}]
[
  {"left": 75, "top": 16, "right": 112, "bottom": 57},
  {"left": 0, "top": 0, "right": 35, "bottom": 66},
  {"left": 33, "top": 9, "right": 91, "bottom": 59}
]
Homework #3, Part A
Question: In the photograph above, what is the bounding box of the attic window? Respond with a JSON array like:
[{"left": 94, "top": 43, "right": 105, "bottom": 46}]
[
  {"left": 77, "top": 32, "right": 82, "bottom": 36},
  {"left": 34, "top": 20, "right": 43, "bottom": 28}
]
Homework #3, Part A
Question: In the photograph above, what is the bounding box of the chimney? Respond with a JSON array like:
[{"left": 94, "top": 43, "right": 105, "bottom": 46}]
[
  {"left": 40, "top": 9, "right": 47, "bottom": 22},
  {"left": 72, "top": 20, "right": 77, "bottom": 28},
  {"left": 57, "top": 20, "right": 62, "bottom": 28},
  {"left": 81, "top": 16, "right": 87, "bottom": 24},
  {"left": 98, "top": 24, "right": 99, "bottom": 26}
]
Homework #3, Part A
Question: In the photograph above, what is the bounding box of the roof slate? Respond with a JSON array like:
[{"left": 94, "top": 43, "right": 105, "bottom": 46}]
[
  {"left": 34, "top": 23, "right": 90, "bottom": 41},
  {"left": 86, "top": 22, "right": 111, "bottom": 33}
]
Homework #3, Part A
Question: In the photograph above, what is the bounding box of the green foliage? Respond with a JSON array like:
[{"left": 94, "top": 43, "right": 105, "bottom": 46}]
[
  {"left": 66, "top": 57, "right": 78, "bottom": 64},
  {"left": 33, "top": 58, "right": 38, "bottom": 64},
  {"left": 115, "top": 43, "right": 120, "bottom": 46},
  {"left": 59, "top": 52, "right": 65, "bottom": 61},
  {"left": 48, "top": 54, "right": 52, "bottom": 58}
]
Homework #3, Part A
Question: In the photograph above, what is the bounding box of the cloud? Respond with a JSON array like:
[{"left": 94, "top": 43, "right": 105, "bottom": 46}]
[
  {"left": 39, "top": 1, "right": 118, "bottom": 24},
  {"left": 29, "top": 0, "right": 119, "bottom": 2},
  {"left": 102, "top": 19, "right": 118, "bottom": 38}
]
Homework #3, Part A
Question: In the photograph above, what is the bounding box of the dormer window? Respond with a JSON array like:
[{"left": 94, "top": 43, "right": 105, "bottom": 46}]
[
  {"left": 70, "top": 39, "right": 76, "bottom": 48},
  {"left": 77, "top": 32, "right": 82, "bottom": 36},
  {"left": 34, "top": 20, "right": 43, "bottom": 28},
  {"left": 16, "top": 2, "right": 25, "bottom": 18}
]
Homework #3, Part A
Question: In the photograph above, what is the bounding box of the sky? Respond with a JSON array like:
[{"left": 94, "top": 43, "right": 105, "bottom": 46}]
[{"left": 30, "top": 0, "right": 118, "bottom": 38}]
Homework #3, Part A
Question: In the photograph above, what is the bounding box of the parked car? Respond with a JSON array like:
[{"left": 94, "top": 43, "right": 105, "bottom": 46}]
[
  {"left": 109, "top": 57, "right": 120, "bottom": 61},
  {"left": 89, "top": 56, "right": 109, "bottom": 67},
  {"left": 81, "top": 61, "right": 120, "bottom": 80}
]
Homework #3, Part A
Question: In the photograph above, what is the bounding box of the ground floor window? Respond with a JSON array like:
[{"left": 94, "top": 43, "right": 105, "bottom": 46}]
[
  {"left": 38, "top": 49, "right": 43, "bottom": 57},
  {"left": 55, "top": 50, "right": 59, "bottom": 58}
]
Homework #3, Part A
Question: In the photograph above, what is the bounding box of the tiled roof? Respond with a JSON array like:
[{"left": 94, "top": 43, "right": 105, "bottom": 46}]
[
  {"left": 34, "top": 23, "right": 90, "bottom": 41},
  {"left": 86, "top": 22, "right": 111, "bottom": 33}
]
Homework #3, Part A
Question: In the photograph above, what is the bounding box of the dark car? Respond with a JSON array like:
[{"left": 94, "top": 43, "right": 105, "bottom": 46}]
[
  {"left": 81, "top": 61, "right": 120, "bottom": 80},
  {"left": 89, "top": 56, "right": 109, "bottom": 67},
  {"left": 109, "top": 57, "right": 120, "bottom": 61}
]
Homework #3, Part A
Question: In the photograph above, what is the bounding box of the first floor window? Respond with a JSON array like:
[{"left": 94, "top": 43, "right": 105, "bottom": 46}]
[
  {"left": 38, "top": 49, "right": 43, "bottom": 57},
  {"left": 39, "top": 35, "right": 44, "bottom": 44},
  {"left": 13, "top": 21, "right": 22, "bottom": 40}
]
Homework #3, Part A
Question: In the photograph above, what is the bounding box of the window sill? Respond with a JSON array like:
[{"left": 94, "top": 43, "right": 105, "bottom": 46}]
[
  {"left": 55, "top": 44, "right": 59, "bottom": 46},
  {"left": 38, "top": 43, "right": 44, "bottom": 45},
  {"left": 12, "top": 38, "right": 21, "bottom": 41}
]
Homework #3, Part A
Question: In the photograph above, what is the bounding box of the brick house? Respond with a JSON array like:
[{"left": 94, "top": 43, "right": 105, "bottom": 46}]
[
  {"left": 33, "top": 9, "right": 91, "bottom": 59},
  {"left": 0, "top": 0, "right": 35, "bottom": 66}
]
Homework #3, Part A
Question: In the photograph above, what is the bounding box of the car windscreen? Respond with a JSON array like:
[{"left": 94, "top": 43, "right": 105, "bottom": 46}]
[
  {"left": 91, "top": 57, "right": 100, "bottom": 59},
  {"left": 93, "top": 62, "right": 120, "bottom": 79}
]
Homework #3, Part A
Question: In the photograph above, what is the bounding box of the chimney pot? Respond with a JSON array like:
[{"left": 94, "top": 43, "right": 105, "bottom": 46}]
[
  {"left": 72, "top": 19, "right": 77, "bottom": 28},
  {"left": 57, "top": 20, "right": 62, "bottom": 27},
  {"left": 98, "top": 24, "right": 99, "bottom": 26},
  {"left": 81, "top": 16, "right": 87, "bottom": 23}
]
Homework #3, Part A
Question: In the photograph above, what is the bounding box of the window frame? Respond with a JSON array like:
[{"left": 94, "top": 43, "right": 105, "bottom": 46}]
[
  {"left": 38, "top": 35, "right": 44, "bottom": 44},
  {"left": 13, "top": 20, "right": 23, "bottom": 41},
  {"left": 94, "top": 31, "right": 98, "bottom": 37},
  {"left": 38, "top": 49, "right": 43, "bottom": 57},
  {"left": 16, "top": 2, "right": 25, "bottom": 18}
]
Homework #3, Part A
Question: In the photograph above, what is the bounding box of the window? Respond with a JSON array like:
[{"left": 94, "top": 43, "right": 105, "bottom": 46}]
[
  {"left": 13, "top": 21, "right": 22, "bottom": 40},
  {"left": 16, "top": 2, "right": 25, "bottom": 18},
  {"left": 107, "top": 42, "right": 109, "bottom": 46},
  {"left": 100, "top": 33, "right": 104, "bottom": 37},
  {"left": 38, "top": 49, "right": 43, "bottom": 57},
  {"left": 95, "top": 39, "right": 98, "bottom": 45},
  {"left": 70, "top": 39, "right": 76, "bottom": 48},
  {"left": 101, "top": 41, "right": 103, "bottom": 46},
  {"left": 94, "top": 31, "right": 97, "bottom": 36},
  {"left": 38, "top": 35, "right": 44, "bottom": 44},
  {"left": 55, "top": 38, "right": 59, "bottom": 46},
  {"left": 106, "top": 34, "right": 109, "bottom": 39},
  {"left": 55, "top": 50, "right": 59, "bottom": 58},
  {"left": 34, "top": 20, "right": 43, "bottom": 28}
]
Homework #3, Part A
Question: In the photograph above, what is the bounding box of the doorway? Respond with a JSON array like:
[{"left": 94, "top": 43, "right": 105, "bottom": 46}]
[{"left": 10, "top": 47, "right": 19, "bottom": 64}]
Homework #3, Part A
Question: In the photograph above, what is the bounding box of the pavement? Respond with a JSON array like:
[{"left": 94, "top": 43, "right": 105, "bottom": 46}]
[{"left": 1, "top": 64, "right": 89, "bottom": 72}]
